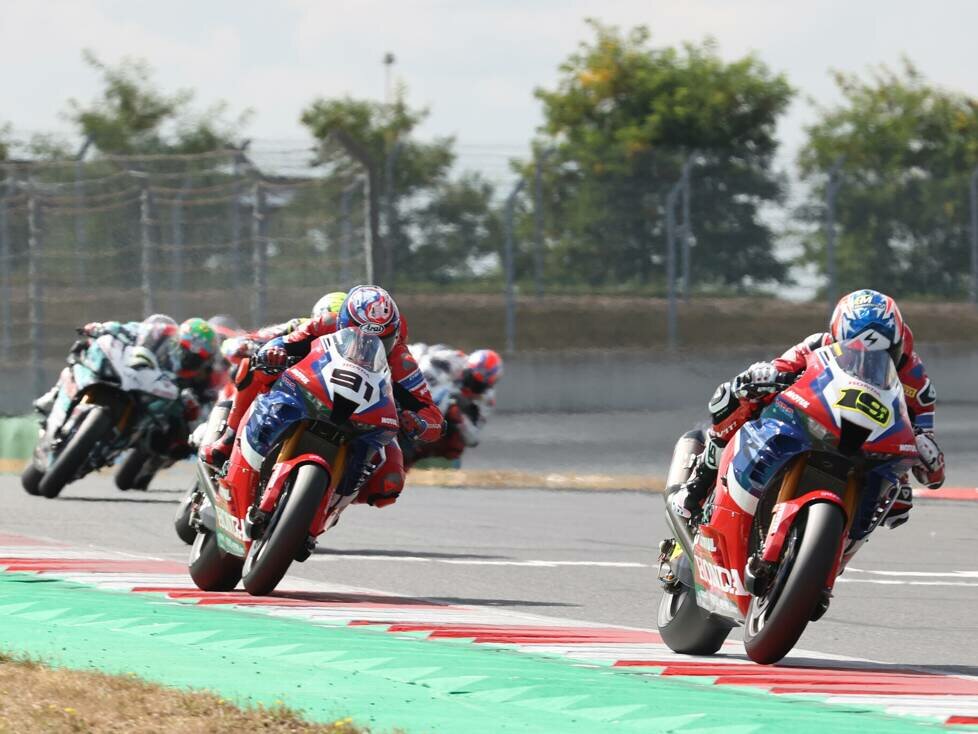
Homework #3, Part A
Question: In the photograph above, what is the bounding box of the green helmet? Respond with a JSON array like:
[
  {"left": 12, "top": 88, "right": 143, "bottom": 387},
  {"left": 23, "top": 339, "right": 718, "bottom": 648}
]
[
  {"left": 312, "top": 291, "right": 348, "bottom": 319},
  {"left": 174, "top": 317, "right": 218, "bottom": 378}
]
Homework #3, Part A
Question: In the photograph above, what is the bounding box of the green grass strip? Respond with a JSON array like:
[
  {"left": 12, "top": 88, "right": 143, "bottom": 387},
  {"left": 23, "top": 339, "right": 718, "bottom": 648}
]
[{"left": 0, "top": 573, "right": 955, "bottom": 733}]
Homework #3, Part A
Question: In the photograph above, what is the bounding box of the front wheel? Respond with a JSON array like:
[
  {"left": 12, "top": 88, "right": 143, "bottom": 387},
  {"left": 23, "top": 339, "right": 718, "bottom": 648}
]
[
  {"left": 657, "top": 583, "right": 732, "bottom": 656},
  {"left": 743, "top": 502, "right": 845, "bottom": 664},
  {"left": 188, "top": 530, "right": 243, "bottom": 591},
  {"left": 38, "top": 406, "right": 113, "bottom": 499},
  {"left": 242, "top": 463, "right": 328, "bottom": 596}
]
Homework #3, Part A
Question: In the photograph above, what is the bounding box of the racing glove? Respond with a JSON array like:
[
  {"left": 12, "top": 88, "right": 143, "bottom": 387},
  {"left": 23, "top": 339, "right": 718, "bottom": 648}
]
[
  {"left": 732, "top": 362, "right": 780, "bottom": 401},
  {"left": 79, "top": 322, "right": 104, "bottom": 338},
  {"left": 400, "top": 411, "right": 429, "bottom": 442},
  {"left": 912, "top": 430, "right": 945, "bottom": 489},
  {"left": 256, "top": 344, "right": 288, "bottom": 371},
  {"left": 180, "top": 388, "right": 201, "bottom": 422}
]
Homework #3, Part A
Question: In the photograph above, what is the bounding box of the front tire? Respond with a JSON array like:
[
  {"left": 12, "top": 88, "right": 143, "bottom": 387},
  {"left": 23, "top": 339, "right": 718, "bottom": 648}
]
[
  {"left": 242, "top": 463, "right": 328, "bottom": 596},
  {"left": 658, "top": 583, "right": 732, "bottom": 656},
  {"left": 38, "top": 407, "right": 113, "bottom": 499},
  {"left": 743, "top": 502, "right": 845, "bottom": 664},
  {"left": 21, "top": 463, "right": 44, "bottom": 496},
  {"left": 188, "top": 530, "right": 243, "bottom": 591}
]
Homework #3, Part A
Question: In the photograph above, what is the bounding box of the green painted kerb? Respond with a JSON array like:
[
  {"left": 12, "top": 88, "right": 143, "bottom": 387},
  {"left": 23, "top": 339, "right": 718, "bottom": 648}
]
[{"left": 0, "top": 574, "right": 961, "bottom": 733}]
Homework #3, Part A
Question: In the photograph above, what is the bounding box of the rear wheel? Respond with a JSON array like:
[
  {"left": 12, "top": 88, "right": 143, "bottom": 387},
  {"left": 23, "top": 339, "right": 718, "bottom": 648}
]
[
  {"left": 743, "top": 502, "right": 845, "bottom": 664},
  {"left": 21, "top": 463, "right": 44, "bottom": 496},
  {"left": 39, "top": 407, "right": 113, "bottom": 499},
  {"left": 188, "top": 530, "right": 243, "bottom": 591},
  {"left": 173, "top": 486, "right": 198, "bottom": 545},
  {"left": 657, "top": 582, "right": 732, "bottom": 656},
  {"left": 242, "top": 464, "right": 328, "bottom": 596}
]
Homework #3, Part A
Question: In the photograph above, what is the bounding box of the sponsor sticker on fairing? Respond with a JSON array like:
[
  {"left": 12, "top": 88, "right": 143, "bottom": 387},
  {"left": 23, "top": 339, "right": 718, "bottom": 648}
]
[
  {"left": 694, "top": 556, "right": 748, "bottom": 596},
  {"left": 382, "top": 416, "right": 398, "bottom": 427},
  {"left": 783, "top": 390, "right": 810, "bottom": 409}
]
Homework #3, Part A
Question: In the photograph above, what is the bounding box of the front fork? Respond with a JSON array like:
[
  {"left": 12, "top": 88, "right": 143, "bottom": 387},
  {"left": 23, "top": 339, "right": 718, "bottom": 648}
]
[{"left": 745, "top": 454, "right": 856, "bottom": 598}]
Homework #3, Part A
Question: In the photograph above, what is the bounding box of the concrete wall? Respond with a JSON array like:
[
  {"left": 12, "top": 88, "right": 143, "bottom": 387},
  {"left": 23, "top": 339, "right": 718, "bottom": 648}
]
[{"left": 494, "top": 343, "right": 977, "bottom": 413}]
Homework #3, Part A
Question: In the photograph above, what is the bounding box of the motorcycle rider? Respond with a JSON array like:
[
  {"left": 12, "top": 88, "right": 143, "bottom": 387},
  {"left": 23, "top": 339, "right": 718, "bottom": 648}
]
[
  {"left": 404, "top": 344, "right": 503, "bottom": 468},
  {"left": 202, "top": 285, "right": 444, "bottom": 509},
  {"left": 670, "top": 289, "right": 945, "bottom": 530},
  {"left": 200, "top": 292, "right": 348, "bottom": 460}
]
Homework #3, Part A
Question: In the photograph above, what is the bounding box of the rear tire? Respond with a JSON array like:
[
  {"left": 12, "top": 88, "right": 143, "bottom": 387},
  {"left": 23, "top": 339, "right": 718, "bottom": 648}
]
[
  {"left": 188, "top": 530, "right": 243, "bottom": 591},
  {"left": 743, "top": 502, "right": 845, "bottom": 664},
  {"left": 242, "top": 464, "right": 328, "bottom": 596},
  {"left": 173, "top": 487, "right": 198, "bottom": 545},
  {"left": 657, "top": 583, "right": 732, "bottom": 656},
  {"left": 21, "top": 463, "right": 44, "bottom": 496},
  {"left": 115, "top": 449, "right": 148, "bottom": 491},
  {"left": 38, "top": 407, "right": 113, "bottom": 499}
]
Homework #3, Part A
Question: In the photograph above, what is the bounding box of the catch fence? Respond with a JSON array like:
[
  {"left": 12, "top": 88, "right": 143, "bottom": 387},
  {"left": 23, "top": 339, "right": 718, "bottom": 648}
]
[{"left": 0, "top": 148, "right": 371, "bottom": 411}]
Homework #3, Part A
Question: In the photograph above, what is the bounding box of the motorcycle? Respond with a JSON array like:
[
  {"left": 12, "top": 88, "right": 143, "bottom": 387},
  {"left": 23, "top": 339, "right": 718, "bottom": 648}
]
[
  {"left": 657, "top": 340, "right": 918, "bottom": 664},
  {"left": 22, "top": 332, "right": 181, "bottom": 499},
  {"left": 187, "top": 327, "right": 399, "bottom": 595}
]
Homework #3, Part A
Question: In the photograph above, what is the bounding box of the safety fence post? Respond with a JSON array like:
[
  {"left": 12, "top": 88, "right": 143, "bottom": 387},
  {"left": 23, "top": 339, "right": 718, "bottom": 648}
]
[
  {"left": 0, "top": 176, "right": 10, "bottom": 359},
  {"left": 137, "top": 175, "right": 155, "bottom": 317},
  {"left": 503, "top": 178, "right": 526, "bottom": 354},
  {"left": 969, "top": 166, "right": 978, "bottom": 306},
  {"left": 825, "top": 157, "right": 845, "bottom": 314},
  {"left": 251, "top": 181, "right": 267, "bottom": 326},
  {"left": 27, "top": 185, "right": 45, "bottom": 397}
]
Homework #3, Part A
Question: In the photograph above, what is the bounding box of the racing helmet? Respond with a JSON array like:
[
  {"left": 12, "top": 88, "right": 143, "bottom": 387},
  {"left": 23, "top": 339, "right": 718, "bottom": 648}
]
[
  {"left": 207, "top": 314, "right": 243, "bottom": 342},
  {"left": 172, "top": 317, "right": 219, "bottom": 378},
  {"left": 144, "top": 313, "right": 178, "bottom": 327},
  {"left": 312, "top": 291, "right": 348, "bottom": 319},
  {"left": 338, "top": 285, "right": 401, "bottom": 348},
  {"left": 462, "top": 349, "right": 503, "bottom": 395},
  {"left": 830, "top": 289, "right": 904, "bottom": 355},
  {"left": 135, "top": 319, "right": 179, "bottom": 371}
]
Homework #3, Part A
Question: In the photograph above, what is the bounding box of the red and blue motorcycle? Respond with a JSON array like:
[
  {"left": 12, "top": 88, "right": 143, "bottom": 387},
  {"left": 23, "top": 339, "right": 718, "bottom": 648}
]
[
  {"left": 187, "top": 327, "right": 399, "bottom": 596},
  {"left": 658, "top": 339, "right": 919, "bottom": 664}
]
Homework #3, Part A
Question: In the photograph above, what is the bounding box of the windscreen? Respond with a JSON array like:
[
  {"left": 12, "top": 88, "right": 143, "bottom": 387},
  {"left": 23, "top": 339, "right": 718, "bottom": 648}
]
[
  {"left": 835, "top": 340, "right": 899, "bottom": 390},
  {"left": 333, "top": 327, "right": 387, "bottom": 372}
]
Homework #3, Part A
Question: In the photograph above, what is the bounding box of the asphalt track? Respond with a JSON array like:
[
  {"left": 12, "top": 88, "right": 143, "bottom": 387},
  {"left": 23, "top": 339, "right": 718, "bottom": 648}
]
[{"left": 2, "top": 409, "right": 976, "bottom": 674}]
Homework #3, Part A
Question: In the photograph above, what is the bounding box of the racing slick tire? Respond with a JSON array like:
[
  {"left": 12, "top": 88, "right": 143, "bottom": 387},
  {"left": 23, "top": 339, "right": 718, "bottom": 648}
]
[
  {"left": 21, "top": 462, "right": 44, "bottom": 496},
  {"left": 657, "top": 582, "right": 733, "bottom": 656},
  {"left": 188, "top": 530, "right": 243, "bottom": 592},
  {"left": 38, "top": 407, "right": 113, "bottom": 499}
]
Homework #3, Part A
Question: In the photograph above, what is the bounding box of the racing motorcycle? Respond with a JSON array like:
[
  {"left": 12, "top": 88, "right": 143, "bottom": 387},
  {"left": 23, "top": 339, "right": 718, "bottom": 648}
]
[
  {"left": 657, "top": 340, "right": 918, "bottom": 664},
  {"left": 187, "top": 327, "right": 399, "bottom": 595},
  {"left": 21, "top": 332, "right": 181, "bottom": 499}
]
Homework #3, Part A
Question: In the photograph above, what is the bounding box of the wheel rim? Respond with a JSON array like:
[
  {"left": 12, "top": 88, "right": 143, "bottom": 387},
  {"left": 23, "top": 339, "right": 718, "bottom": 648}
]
[
  {"left": 657, "top": 587, "right": 686, "bottom": 627},
  {"left": 746, "top": 524, "right": 800, "bottom": 638}
]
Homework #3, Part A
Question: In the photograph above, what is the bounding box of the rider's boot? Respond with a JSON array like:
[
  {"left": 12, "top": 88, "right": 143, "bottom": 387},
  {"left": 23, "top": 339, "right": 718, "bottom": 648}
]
[
  {"left": 669, "top": 437, "right": 722, "bottom": 522},
  {"left": 200, "top": 370, "right": 274, "bottom": 467},
  {"left": 200, "top": 425, "right": 235, "bottom": 467}
]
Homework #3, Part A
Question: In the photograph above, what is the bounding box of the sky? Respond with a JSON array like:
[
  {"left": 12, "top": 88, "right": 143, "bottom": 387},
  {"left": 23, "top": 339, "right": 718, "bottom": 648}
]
[{"left": 3, "top": 0, "right": 978, "bottom": 189}]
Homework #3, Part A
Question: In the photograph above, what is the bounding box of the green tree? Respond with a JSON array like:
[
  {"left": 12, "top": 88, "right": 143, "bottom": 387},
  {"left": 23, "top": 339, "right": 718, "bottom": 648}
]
[
  {"left": 531, "top": 21, "right": 792, "bottom": 289},
  {"left": 301, "top": 94, "right": 499, "bottom": 285},
  {"left": 798, "top": 60, "right": 978, "bottom": 298},
  {"left": 0, "top": 122, "right": 11, "bottom": 161},
  {"left": 67, "top": 51, "right": 248, "bottom": 155}
]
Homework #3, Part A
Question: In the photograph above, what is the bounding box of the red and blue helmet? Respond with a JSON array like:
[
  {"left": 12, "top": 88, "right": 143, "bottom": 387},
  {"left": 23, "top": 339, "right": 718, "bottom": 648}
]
[
  {"left": 338, "top": 285, "right": 400, "bottom": 341},
  {"left": 830, "top": 289, "right": 905, "bottom": 352},
  {"left": 462, "top": 349, "right": 503, "bottom": 395}
]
